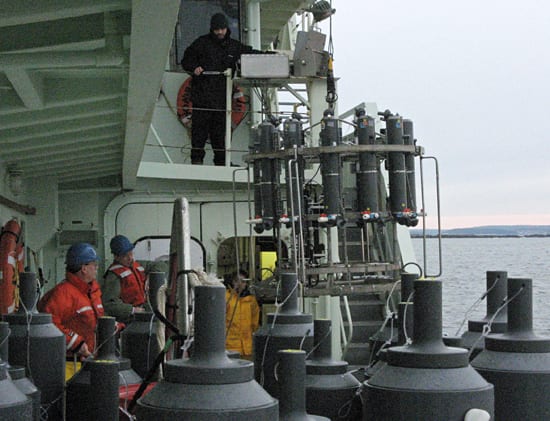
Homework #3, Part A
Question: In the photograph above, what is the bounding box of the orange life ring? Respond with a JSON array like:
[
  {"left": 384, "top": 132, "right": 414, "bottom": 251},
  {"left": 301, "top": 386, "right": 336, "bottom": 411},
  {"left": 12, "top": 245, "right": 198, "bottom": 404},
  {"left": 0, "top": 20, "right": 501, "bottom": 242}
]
[
  {"left": 176, "top": 78, "right": 247, "bottom": 130},
  {"left": 0, "top": 219, "right": 24, "bottom": 314}
]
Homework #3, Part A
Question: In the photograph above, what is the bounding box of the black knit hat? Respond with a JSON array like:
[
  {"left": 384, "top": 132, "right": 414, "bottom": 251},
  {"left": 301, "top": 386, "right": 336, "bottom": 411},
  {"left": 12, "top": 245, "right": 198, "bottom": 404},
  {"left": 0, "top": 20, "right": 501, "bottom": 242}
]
[{"left": 210, "top": 13, "right": 228, "bottom": 30}]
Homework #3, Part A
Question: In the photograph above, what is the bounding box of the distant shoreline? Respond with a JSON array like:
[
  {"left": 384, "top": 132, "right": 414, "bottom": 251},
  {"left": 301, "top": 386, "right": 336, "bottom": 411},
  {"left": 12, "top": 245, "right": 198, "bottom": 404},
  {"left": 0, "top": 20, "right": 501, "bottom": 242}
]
[
  {"left": 409, "top": 225, "right": 550, "bottom": 238},
  {"left": 411, "top": 234, "right": 550, "bottom": 239}
]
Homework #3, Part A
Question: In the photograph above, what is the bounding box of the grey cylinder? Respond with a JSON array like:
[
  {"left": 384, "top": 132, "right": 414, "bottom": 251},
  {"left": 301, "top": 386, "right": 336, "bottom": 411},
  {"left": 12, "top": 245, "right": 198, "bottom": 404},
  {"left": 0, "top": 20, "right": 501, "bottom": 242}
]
[
  {"left": 320, "top": 113, "right": 344, "bottom": 226},
  {"left": 9, "top": 366, "right": 41, "bottom": 421},
  {"left": 254, "top": 272, "right": 314, "bottom": 399},
  {"left": 386, "top": 116, "right": 407, "bottom": 217},
  {"left": 4, "top": 272, "right": 65, "bottom": 421},
  {"left": 306, "top": 319, "right": 361, "bottom": 420},
  {"left": 281, "top": 272, "right": 300, "bottom": 315},
  {"left": 137, "top": 285, "right": 278, "bottom": 420},
  {"left": 97, "top": 316, "right": 117, "bottom": 360},
  {"left": 508, "top": 278, "right": 532, "bottom": 332},
  {"left": 89, "top": 360, "right": 120, "bottom": 421},
  {"left": 283, "top": 117, "right": 305, "bottom": 231},
  {"left": 96, "top": 316, "right": 141, "bottom": 385},
  {"left": 356, "top": 113, "right": 379, "bottom": 216},
  {"left": 2, "top": 321, "right": 37, "bottom": 420},
  {"left": 0, "top": 366, "right": 32, "bottom": 421},
  {"left": 17, "top": 272, "right": 38, "bottom": 314},
  {"left": 279, "top": 350, "right": 329, "bottom": 421},
  {"left": 472, "top": 278, "right": 550, "bottom": 421},
  {"left": 255, "top": 120, "right": 281, "bottom": 232},
  {"left": 402, "top": 119, "right": 418, "bottom": 226},
  {"left": 364, "top": 279, "right": 494, "bottom": 420},
  {"left": 0, "top": 321, "right": 10, "bottom": 370},
  {"left": 462, "top": 271, "right": 507, "bottom": 359},
  {"left": 67, "top": 316, "right": 141, "bottom": 421},
  {"left": 121, "top": 312, "right": 161, "bottom": 379},
  {"left": 413, "top": 280, "right": 443, "bottom": 346},
  {"left": 400, "top": 272, "right": 416, "bottom": 304}
]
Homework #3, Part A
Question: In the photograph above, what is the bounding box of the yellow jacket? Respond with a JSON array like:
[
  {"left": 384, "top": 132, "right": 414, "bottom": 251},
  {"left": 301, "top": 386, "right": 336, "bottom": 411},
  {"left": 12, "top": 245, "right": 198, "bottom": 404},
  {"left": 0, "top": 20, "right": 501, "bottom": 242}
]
[{"left": 225, "top": 289, "right": 260, "bottom": 357}]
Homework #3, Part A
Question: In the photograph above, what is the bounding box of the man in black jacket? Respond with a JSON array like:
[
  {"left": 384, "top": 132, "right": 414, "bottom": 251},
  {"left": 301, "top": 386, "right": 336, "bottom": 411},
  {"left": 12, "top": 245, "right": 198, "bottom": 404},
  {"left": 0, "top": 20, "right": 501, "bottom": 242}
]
[{"left": 181, "top": 13, "right": 256, "bottom": 166}]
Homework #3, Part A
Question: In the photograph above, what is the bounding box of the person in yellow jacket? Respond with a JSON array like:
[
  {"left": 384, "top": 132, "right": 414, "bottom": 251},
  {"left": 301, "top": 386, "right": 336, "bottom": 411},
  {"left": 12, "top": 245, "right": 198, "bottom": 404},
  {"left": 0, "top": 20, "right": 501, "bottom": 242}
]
[{"left": 225, "top": 270, "right": 260, "bottom": 359}]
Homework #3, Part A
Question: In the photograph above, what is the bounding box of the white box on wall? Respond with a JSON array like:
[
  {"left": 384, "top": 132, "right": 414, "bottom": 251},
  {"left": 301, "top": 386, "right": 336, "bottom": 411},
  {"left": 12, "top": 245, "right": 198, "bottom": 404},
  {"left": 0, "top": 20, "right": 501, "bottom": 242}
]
[{"left": 240, "top": 54, "right": 289, "bottom": 78}]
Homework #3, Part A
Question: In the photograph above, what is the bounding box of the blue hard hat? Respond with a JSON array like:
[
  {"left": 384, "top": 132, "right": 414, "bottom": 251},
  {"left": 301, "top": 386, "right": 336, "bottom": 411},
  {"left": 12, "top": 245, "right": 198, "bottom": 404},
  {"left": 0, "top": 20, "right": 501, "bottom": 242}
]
[
  {"left": 110, "top": 235, "right": 134, "bottom": 256},
  {"left": 66, "top": 243, "right": 99, "bottom": 266}
]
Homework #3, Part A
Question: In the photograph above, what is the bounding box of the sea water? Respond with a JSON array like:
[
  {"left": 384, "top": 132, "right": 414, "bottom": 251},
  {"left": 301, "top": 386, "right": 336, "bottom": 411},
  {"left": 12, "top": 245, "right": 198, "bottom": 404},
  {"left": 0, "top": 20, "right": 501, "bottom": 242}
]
[{"left": 412, "top": 237, "right": 550, "bottom": 336}]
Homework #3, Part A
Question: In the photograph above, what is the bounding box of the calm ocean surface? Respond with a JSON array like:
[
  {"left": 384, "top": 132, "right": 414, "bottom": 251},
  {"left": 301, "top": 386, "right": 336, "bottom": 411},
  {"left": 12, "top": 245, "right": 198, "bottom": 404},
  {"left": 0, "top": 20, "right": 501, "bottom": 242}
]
[{"left": 412, "top": 237, "right": 550, "bottom": 336}]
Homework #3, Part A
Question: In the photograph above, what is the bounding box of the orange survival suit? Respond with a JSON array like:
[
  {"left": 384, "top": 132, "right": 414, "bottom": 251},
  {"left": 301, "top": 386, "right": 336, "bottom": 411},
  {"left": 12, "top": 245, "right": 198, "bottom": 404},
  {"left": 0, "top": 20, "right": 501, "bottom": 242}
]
[
  {"left": 38, "top": 272, "right": 104, "bottom": 355},
  {"left": 225, "top": 288, "right": 260, "bottom": 358},
  {"left": 106, "top": 261, "right": 147, "bottom": 306}
]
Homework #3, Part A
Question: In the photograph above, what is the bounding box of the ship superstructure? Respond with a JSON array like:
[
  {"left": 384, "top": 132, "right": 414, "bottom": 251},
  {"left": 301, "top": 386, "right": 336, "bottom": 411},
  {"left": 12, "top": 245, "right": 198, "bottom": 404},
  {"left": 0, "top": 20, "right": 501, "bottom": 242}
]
[
  {"left": 10, "top": 0, "right": 503, "bottom": 417},
  {"left": 0, "top": 1, "right": 430, "bottom": 363}
]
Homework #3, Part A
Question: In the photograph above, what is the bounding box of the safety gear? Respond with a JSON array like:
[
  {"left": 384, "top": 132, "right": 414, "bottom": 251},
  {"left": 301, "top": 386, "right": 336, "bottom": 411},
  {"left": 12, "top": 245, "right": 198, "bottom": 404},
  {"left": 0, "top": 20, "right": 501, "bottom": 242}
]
[
  {"left": 106, "top": 262, "right": 146, "bottom": 307},
  {"left": 0, "top": 218, "right": 24, "bottom": 314},
  {"left": 38, "top": 272, "right": 104, "bottom": 355},
  {"left": 176, "top": 79, "right": 247, "bottom": 131},
  {"left": 225, "top": 289, "right": 260, "bottom": 357},
  {"left": 110, "top": 235, "right": 134, "bottom": 256},
  {"left": 65, "top": 243, "right": 99, "bottom": 266},
  {"left": 210, "top": 13, "right": 228, "bottom": 30}
]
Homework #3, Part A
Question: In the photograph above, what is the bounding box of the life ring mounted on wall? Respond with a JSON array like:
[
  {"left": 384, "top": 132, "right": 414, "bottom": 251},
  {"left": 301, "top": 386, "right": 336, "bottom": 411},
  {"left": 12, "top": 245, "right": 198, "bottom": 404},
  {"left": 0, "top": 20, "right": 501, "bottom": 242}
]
[
  {"left": 176, "top": 78, "right": 248, "bottom": 130},
  {"left": 0, "top": 218, "right": 24, "bottom": 314}
]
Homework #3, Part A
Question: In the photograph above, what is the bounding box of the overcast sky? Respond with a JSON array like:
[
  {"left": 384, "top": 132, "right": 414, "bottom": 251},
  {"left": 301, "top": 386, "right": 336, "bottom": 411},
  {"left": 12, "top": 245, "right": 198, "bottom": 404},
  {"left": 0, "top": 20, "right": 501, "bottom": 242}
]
[{"left": 323, "top": 0, "right": 550, "bottom": 229}]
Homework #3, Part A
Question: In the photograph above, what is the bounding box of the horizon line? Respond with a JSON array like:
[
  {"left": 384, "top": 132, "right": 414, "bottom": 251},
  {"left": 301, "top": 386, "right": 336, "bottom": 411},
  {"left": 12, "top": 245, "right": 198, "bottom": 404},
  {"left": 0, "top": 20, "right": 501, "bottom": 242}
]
[{"left": 419, "top": 214, "right": 550, "bottom": 230}]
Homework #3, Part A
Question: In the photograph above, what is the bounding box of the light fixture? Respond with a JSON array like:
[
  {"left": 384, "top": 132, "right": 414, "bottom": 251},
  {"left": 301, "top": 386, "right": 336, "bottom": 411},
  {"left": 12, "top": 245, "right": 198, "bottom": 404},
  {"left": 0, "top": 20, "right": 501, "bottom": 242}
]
[
  {"left": 309, "top": 1, "right": 336, "bottom": 23},
  {"left": 6, "top": 168, "right": 23, "bottom": 196}
]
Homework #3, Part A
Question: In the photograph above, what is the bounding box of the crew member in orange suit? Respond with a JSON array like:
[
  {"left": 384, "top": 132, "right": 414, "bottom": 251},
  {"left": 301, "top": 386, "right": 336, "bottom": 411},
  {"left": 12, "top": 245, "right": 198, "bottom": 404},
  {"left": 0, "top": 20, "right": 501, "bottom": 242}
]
[
  {"left": 38, "top": 242, "right": 103, "bottom": 358},
  {"left": 101, "top": 235, "right": 148, "bottom": 323},
  {"left": 225, "top": 270, "right": 260, "bottom": 359}
]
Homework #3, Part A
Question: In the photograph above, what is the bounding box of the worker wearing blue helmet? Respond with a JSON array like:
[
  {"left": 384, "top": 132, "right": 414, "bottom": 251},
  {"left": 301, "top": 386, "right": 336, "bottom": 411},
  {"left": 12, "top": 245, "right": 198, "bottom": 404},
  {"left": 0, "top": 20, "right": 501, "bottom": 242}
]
[
  {"left": 100, "top": 235, "right": 148, "bottom": 323},
  {"left": 39, "top": 243, "right": 104, "bottom": 358}
]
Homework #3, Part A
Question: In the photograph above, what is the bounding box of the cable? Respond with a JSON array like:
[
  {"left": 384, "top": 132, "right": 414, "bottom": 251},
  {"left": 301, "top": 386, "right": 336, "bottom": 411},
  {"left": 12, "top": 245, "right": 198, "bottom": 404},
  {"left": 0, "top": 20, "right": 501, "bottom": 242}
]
[
  {"left": 119, "top": 370, "right": 130, "bottom": 415},
  {"left": 93, "top": 325, "right": 118, "bottom": 357},
  {"left": 303, "top": 164, "right": 321, "bottom": 187},
  {"left": 338, "top": 383, "right": 364, "bottom": 420},
  {"left": 39, "top": 391, "right": 63, "bottom": 421},
  {"left": 375, "top": 316, "right": 395, "bottom": 359},
  {"left": 385, "top": 279, "right": 401, "bottom": 317},
  {"left": 402, "top": 291, "right": 414, "bottom": 344},
  {"left": 64, "top": 323, "right": 119, "bottom": 387},
  {"left": 367, "top": 309, "right": 396, "bottom": 367},
  {"left": 259, "top": 295, "right": 280, "bottom": 386},
  {"left": 259, "top": 277, "right": 300, "bottom": 386},
  {"left": 146, "top": 312, "right": 156, "bottom": 373},
  {"left": 299, "top": 328, "right": 311, "bottom": 351},
  {"left": 118, "top": 405, "right": 135, "bottom": 420},
  {"left": 159, "top": 88, "right": 187, "bottom": 129},
  {"left": 402, "top": 261, "right": 423, "bottom": 278},
  {"left": 144, "top": 143, "right": 251, "bottom": 155},
  {"left": 154, "top": 102, "right": 308, "bottom": 118},
  {"left": 18, "top": 290, "right": 35, "bottom": 382},
  {"left": 127, "top": 307, "right": 187, "bottom": 413},
  {"left": 467, "top": 286, "right": 525, "bottom": 359},
  {"left": 305, "top": 326, "right": 331, "bottom": 359},
  {"left": 324, "top": 3, "right": 337, "bottom": 108},
  {"left": 454, "top": 275, "right": 500, "bottom": 336},
  {"left": 0, "top": 326, "right": 10, "bottom": 349}
]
